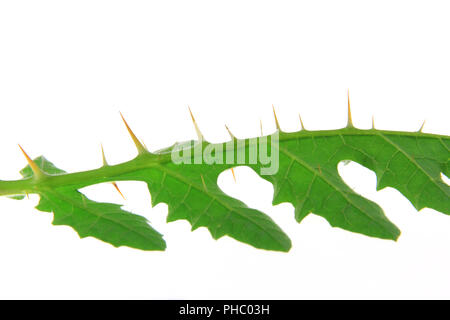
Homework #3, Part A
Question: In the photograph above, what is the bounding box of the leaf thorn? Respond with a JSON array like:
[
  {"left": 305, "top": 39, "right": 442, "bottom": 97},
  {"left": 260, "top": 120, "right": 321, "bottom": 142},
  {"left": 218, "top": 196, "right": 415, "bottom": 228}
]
[
  {"left": 272, "top": 104, "right": 281, "bottom": 131},
  {"left": 188, "top": 106, "right": 204, "bottom": 141},
  {"left": 100, "top": 144, "right": 108, "bottom": 166},
  {"left": 298, "top": 113, "right": 305, "bottom": 130},
  {"left": 119, "top": 112, "right": 148, "bottom": 155},
  {"left": 231, "top": 168, "right": 236, "bottom": 182},
  {"left": 347, "top": 89, "right": 354, "bottom": 128},
  {"left": 419, "top": 120, "right": 426, "bottom": 133},
  {"left": 112, "top": 182, "right": 126, "bottom": 200},
  {"left": 224, "top": 124, "right": 236, "bottom": 140},
  {"left": 18, "top": 144, "right": 43, "bottom": 178}
]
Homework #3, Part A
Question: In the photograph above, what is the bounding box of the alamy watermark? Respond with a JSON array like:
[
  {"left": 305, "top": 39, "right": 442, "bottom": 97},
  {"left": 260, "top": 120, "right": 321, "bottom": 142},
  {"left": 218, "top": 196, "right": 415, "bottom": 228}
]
[{"left": 171, "top": 132, "right": 279, "bottom": 175}]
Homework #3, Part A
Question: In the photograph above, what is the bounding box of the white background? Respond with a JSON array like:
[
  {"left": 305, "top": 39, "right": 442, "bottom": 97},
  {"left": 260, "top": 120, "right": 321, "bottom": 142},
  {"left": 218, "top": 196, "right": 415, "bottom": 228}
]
[{"left": 0, "top": 1, "right": 449, "bottom": 299}]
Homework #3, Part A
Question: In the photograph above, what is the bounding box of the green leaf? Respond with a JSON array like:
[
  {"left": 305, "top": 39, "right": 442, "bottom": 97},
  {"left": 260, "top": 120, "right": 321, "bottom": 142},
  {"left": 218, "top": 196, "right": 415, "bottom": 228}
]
[
  {"left": 102, "top": 129, "right": 449, "bottom": 248},
  {"left": 119, "top": 161, "right": 292, "bottom": 252},
  {"left": 262, "top": 130, "right": 448, "bottom": 240},
  {"left": 36, "top": 188, "right": 166, "bottom": 251},
  {"left": 1, "top": 125, "right": 448, "bottom": 252},
  {"left": 20, "top": 157, "right": 166, "bottom": 251}
]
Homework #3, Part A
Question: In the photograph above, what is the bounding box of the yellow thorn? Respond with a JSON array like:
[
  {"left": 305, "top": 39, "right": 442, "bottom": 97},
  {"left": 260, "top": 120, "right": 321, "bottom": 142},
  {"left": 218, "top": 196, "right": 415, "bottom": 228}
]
[
  {"left": 372, "top": 116, "right": 375, "bottom": 129},
  {"left": 224, "top": 125, "right": 236, "bottom": 140},
  {"left": 272, "top": 104, "right": 281, "bottom": 130},
  {"left": 18, "top": 144, "right": 43, "bottom": 178},
  {"left": 112, "top": 182, "right": 126, "bottom": 200},
  {"left": 119, "top": 112, "right": 147, "bottom": 154},
  {"left": 419, "top": 120, "right": 426, "bottom": 133},
  {"left": 100, "top": 144, "right": 108, "bottom": 166},
  {"left": 101, "top": 144, "right": 125, "bottom": 200},
  {"left": 26, "top": 192, "right": 29, "bottom": 199},
  {"left": 200, "top": 174, "right": 207, "bottom": 192},
  {"left": 231, "top": 168, "right": 236, "bottom": 182},
  {"left": 298, "top": 114, "right": 305, "bottom": 130},
  {"left": 347, "top": 89, "right": 354, "bottom": 128},
  {"left": 260, "top": 119, "right": 263, "bottom": 137},
  {"left": 188, "top": 106, "right": 204, "bottom": 141}
]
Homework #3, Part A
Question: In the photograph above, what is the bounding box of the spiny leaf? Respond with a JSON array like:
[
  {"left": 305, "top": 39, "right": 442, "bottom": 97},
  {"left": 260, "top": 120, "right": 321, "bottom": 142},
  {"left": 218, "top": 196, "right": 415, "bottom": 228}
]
[
  {"left": 259, "top": 130, "right": 449, "bottom": 240},
  {"left": 0, "top": 114, "right": 448, "bottom": 252},
  {"left": 36, "top": 188, "right": 166, "bottom": 251},
  {"left": 118, "top": 161, "right": 292, "bottom": 252},
  {"left": 20, "top": 157, "right": 166, "bottom": 251}
]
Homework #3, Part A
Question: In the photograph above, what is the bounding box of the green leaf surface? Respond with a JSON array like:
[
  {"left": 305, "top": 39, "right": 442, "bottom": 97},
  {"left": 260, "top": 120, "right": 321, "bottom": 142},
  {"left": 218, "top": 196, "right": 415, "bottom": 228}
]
[
  {"left": 119, "top": 162, "right": 292, "bottom": 252},
  {"left": 261, "top": 130, "right": 449, "bottom": 240},
  {"left": 20, "top": 157, "right": 166, "bottom": 251},
  {"left": 1, "top": 126, "right": 449, "bottom": 252}
]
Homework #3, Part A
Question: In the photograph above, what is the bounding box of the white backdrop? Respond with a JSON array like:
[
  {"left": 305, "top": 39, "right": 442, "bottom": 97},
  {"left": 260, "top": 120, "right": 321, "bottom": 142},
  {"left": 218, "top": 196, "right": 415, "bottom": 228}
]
[{"left": 0, "top": 0, "right": 449, "bottom": 299}]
